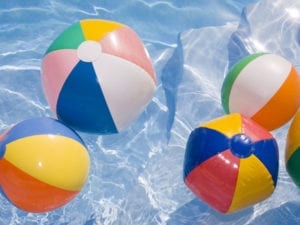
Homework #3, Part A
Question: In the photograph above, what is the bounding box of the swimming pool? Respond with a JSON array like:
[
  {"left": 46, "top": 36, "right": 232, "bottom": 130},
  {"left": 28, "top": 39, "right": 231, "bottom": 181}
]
[{"left": 1, "top": 0, "right": 300, "bottom": 224}]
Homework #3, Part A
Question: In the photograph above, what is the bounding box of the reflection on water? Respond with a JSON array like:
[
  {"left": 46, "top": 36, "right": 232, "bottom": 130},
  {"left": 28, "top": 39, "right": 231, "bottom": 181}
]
[{"left": 1, "top": 0, "right": 300, "bottom": 224}]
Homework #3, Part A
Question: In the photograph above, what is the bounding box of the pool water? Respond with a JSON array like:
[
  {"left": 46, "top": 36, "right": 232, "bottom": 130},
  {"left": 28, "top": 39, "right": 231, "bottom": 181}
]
[{"left": 1, "top": 0, "right": 300, "bottom": 224}]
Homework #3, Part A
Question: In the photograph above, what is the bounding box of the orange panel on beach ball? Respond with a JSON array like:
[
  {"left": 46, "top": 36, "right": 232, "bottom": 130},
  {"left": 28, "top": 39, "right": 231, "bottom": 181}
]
[
  {"left": 0, "top": 117, "right": 90, "bottom": 213},
  {"left": 221, "top": 53, "right": 300, "bottom": 131}
]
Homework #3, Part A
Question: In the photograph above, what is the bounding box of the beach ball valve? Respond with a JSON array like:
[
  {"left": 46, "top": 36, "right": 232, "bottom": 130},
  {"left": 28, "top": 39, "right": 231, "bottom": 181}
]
[
  {"left": 0, "top": 117, "right": 90, "bottom": 213},
  {"left": 41, "top": 19, "right": 156, "bottom": 134},
  {"left": 183, "top": 113, "right": 278, "bottom": 214},
  {"left": 221, "top": 53, "right": 300, "bottom": 131}
]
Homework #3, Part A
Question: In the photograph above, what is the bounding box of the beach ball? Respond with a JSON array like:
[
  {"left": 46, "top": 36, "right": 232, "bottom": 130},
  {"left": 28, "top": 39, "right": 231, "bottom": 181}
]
[
  {"left": 286, "top": 111, "right": 300, "bottom": 187},
  {"left": 183, "top": 113, "right": 278, "bottom": 214},
  {"left": 0, "top": 117, "right": 90, "bottom": 213},
  {"left": 221, "top": 53, "right": 300, "bottom": 131},
  {"left": 41, "top": 19, "right": 156, "bottom": 134}
]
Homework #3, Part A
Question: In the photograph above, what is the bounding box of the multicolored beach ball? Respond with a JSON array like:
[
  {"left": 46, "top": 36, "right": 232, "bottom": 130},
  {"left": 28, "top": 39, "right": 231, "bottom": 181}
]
[
  {"left": 0, "top": 117, "right": 90, "bottom": 213},
  {"left": 41, "top": 19, "right": 156, "bottom": 134},
  {"left": 221, "top": 53, "right": 300, "bottom": 131},
  {"left": 286, "top": 111, "right": 300, "bottom": 187},
  {"left": 183, "top": 113, "right": 278, "bottom": 214}
]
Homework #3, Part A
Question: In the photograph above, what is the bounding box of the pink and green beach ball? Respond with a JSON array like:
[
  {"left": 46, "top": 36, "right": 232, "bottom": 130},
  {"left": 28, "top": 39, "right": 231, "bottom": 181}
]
[{"left": 41, "top": 19, "right": 156, "bottom": 134}]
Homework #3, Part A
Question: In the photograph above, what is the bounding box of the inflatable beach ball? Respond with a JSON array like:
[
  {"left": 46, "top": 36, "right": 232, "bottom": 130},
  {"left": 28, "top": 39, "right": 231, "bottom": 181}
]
[
  {"left": 41, "top": 19, "right": 156, "bottom": 134},
  {"left": 0, "top": 117, "right": 90, "bottom": 213},
  {"left": 183, "top": 113, "right": 278, "bottom": 214},
  {"left": 221, "top": 53, "right": 300, "bottom": 131},
  {"left": 286, "top": 111, "right": 300, "bottom": 187}
]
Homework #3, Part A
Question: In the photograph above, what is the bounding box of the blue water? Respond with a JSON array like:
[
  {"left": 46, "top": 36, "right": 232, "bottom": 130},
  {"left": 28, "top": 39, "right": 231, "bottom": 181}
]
[{"left": 1, "top": 0, "right": 300, "bottom": 224}]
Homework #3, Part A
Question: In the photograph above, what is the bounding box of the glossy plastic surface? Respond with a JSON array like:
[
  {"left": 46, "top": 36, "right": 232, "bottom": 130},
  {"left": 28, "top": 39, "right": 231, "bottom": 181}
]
[
  {"left": 41, "top": 19, "right": 156, "bottom": 134},
  {"left": 184, "top": 113, "right": 278, "bottom": 213},
  {"left": 221, "top": 53, "right": 300, "bottom": 131},
  {"left": 286, "top": 111, "right": 300, "bottom": 187},
  {"left": 0, "top": 117, "right": 90, "bottom": 213}
]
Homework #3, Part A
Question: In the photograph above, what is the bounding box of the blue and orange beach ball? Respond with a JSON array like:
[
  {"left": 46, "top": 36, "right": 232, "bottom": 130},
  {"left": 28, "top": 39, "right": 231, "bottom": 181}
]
[{"left": 0, "top": 117, "right": 90, "bottom": 213}]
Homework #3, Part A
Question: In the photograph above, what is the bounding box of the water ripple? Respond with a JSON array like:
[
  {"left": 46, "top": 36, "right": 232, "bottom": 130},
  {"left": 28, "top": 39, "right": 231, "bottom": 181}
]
[{"left": 0, "top": 0, "right": 288, "bottom": 224}]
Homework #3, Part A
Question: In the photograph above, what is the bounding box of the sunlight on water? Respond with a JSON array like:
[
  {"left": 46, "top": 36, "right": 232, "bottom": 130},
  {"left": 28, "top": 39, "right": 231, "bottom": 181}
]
[{"left": 1, "top": 0, "right": 300, "bottom": 224}]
